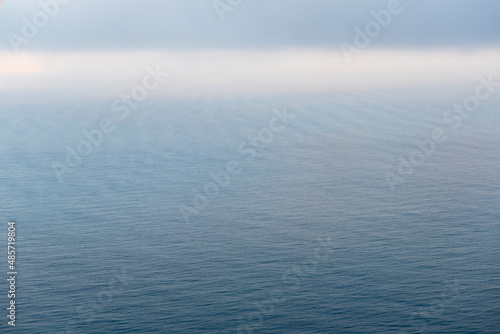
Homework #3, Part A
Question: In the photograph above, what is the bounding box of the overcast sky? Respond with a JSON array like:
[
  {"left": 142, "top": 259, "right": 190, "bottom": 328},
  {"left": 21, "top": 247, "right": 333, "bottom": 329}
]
[
  {"left": 1, "top": 0, "right": 500, "bottom": 98},
  {"left": 1, "top": 0, "right": 500, "bottom": 51}
]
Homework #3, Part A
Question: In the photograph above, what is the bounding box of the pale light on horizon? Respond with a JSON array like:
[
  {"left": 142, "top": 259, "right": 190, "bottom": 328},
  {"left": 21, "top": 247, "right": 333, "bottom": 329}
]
[{"left": 1, "top": 48, "right": 500, "bottom": 99}]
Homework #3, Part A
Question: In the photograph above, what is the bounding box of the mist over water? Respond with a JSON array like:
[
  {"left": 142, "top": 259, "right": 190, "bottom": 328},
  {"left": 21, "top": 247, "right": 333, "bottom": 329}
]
[
  {"left": 2, "top": 0, "right": 500, "bottom": 332},
  {"left": 1, "top": 83, "right": 499, "bottom": 333}
]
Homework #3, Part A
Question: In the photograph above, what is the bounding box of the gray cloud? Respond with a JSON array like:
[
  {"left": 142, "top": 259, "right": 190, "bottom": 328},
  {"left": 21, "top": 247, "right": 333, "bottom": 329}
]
[{"left": 1, "top": 0, "right": 499, "bottom": 51}]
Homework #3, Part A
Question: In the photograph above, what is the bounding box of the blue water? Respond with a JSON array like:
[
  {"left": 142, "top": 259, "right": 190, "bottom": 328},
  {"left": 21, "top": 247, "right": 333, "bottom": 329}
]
[{"left": 1, "top": 84, "right": 499, "bottom": 333}]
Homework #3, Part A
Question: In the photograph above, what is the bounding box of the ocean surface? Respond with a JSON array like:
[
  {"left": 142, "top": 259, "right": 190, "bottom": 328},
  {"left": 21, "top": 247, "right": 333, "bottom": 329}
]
[{"left": 0, "top": 84, "right": 499, "bottom": 333}]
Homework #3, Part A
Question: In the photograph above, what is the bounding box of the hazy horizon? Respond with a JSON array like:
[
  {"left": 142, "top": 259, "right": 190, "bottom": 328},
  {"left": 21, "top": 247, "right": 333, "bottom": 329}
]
[{"left": 1, "top": 1, "right": 499, "bottom": 333}]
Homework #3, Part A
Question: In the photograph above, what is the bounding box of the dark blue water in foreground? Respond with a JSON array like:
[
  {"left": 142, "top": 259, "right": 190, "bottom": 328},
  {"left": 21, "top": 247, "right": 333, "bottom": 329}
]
[{"left": 1, "top": 85, "right": 499, "bottom": 333}]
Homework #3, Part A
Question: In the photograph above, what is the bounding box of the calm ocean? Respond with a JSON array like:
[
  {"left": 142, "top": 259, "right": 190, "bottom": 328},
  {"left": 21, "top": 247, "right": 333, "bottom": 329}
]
[{"left": 1, "top": 83, "right": 499, "bottom": 333}]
